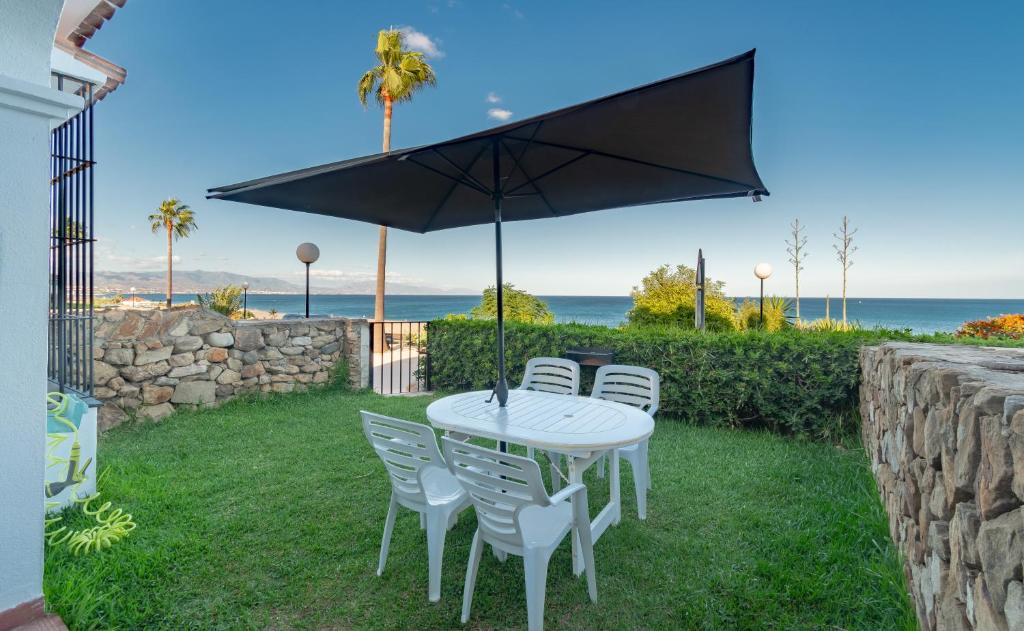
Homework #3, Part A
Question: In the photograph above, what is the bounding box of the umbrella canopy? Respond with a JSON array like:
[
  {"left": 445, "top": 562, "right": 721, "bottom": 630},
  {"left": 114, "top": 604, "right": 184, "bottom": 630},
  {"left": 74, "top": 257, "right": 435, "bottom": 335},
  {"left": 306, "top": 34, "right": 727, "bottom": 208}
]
[{"left": 208, "top": 49, "right": 768, "bottom": 405}]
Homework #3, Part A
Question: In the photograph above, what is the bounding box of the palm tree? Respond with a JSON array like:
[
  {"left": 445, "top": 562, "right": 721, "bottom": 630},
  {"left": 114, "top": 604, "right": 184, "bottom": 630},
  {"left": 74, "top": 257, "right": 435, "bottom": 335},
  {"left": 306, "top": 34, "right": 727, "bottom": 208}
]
[
  {"left": 357, "top": 29, "right": 437, "bottom": 334},
  {"left": 148, "top": 198, "right": 197, "bottom": 308}
]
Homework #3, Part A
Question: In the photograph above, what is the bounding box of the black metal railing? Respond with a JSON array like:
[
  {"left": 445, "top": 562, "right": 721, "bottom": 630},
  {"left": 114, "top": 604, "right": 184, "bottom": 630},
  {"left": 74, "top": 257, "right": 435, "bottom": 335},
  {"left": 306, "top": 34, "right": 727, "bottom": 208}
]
[
  {"left": 369, "top": 321, "right": 430, "bottom": 395},
  {"left": 48, "top": 76, "right": 96, "bottom": 397}
]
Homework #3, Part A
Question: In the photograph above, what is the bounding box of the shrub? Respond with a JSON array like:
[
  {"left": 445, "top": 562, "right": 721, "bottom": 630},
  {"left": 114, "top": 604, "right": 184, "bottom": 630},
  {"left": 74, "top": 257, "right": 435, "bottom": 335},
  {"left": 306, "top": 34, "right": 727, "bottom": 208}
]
[
  {"left": 96, "top": 294, "right": 124, "bottom": 307},
  {"left": 427, "top": 319, "right": 906, "bottom": 436},
  {"left": 799, "top": 318, "right": 862, "bottom": 332},
  {"left": 469, "top": 283, "right": 554, "bottom": 324},
  {"left": 955, "top": 314, "right": 1024, "bottom": 340},
  {"left": 197, "top": 285, "right": 243, "bottom": 318},
  {"left": 627, "top": 264, "right": 737, "bottom": 331},
  {"left": 737, "top": 296, "right": 793, "bottom": 332}
]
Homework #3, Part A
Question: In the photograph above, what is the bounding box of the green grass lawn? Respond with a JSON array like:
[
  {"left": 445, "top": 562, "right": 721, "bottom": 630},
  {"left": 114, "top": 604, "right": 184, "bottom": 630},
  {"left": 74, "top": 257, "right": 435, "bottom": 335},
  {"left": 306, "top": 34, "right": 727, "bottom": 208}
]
[{"left": 45, "top": 388, "right": 915, "bottom": 630}]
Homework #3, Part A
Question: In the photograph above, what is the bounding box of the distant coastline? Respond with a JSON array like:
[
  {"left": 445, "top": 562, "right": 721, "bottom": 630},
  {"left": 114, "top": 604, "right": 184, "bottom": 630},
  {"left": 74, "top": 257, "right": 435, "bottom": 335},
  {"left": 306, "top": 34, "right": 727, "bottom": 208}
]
[{"left": 113, "top": 293, "right": 1024, "bottom": 334}]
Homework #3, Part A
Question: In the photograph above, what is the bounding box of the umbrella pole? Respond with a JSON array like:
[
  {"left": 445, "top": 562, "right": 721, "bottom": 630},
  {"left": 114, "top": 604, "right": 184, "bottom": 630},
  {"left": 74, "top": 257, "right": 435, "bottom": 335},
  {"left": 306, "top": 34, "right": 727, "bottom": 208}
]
[{"left": 492, "top": 140, "right": 510, "bottom": 412}]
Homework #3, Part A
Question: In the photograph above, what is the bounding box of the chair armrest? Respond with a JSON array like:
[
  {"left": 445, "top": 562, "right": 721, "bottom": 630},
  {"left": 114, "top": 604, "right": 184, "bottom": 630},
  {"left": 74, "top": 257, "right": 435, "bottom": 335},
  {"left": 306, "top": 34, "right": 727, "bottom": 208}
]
[{"left": 548, "top": 482, "right": 587, "bottom": 506}]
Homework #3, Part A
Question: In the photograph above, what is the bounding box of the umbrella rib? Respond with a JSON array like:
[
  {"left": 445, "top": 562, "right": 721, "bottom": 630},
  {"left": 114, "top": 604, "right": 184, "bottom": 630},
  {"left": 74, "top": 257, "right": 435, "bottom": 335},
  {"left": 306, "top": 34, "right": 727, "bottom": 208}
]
[
  {"left": 419, "top": 143, "right": 491, "bottom": 232},
  {"left": 431, "top": 147, "right": 490, "bottom": 193},
  {"left": 503, "top": 135, "right": 763, "bottom": 192},
  {"left": 404, "top": 155, "right": 492, "bottom": 197},
  {"left": 500, "top": 137, "right": 562, "bottom": 216},
  {"left": 503, "top": 151, "right": 591, "bottom": 197}
]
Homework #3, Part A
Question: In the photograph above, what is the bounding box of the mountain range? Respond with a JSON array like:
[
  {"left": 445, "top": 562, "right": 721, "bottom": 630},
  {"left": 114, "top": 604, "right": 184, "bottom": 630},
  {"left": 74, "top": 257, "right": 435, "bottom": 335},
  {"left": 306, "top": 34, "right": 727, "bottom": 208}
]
[{"left": 95, "top": 270, "right": 473, "bottom": 295}]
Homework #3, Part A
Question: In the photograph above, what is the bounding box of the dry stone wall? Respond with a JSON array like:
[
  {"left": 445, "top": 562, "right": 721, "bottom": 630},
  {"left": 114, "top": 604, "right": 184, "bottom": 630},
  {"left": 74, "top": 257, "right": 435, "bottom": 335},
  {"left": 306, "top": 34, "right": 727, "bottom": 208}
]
[
  {"left": 92, "top": 307, "right": 368, "bottom": 429},
  {"left": 860, "top": 342, "right": 1024, "bottom": 630}
]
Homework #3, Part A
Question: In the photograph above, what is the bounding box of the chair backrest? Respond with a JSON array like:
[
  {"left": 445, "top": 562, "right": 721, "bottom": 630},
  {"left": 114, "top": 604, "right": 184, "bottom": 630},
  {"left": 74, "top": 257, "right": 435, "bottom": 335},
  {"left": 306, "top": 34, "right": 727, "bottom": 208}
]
[
  {"left": 591, "top": 365, "right": 660, "bottom": 416},
  {"left": 442, "top": 437, "right": 549, "bottom": 548},
  {"left": 361, "top": 411, "right": 445, "bottom": 504},
  {"left": 519, "top": 357, "right": 580, "bottom": 396}
]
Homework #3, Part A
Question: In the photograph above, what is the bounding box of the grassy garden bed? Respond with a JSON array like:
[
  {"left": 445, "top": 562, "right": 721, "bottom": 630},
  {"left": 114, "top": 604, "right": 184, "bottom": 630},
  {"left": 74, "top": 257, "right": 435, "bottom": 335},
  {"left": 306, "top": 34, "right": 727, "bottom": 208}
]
[{"left": 46, "top": 388, "right": 914, "bottom": 629}]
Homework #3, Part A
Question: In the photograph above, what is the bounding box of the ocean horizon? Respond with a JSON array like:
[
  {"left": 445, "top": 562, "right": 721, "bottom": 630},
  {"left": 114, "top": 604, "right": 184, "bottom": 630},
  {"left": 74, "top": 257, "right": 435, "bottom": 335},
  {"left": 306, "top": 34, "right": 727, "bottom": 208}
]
[{"left": 125, "top": 293, "right": 1024, "bottom": 334}]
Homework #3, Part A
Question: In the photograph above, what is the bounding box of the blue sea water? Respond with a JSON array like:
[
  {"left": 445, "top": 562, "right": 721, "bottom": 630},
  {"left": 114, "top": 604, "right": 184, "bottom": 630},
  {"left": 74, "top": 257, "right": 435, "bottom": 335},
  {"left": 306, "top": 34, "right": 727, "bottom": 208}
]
[{"left": 134, "top": 293, "right": 1024, "bottom": 333}]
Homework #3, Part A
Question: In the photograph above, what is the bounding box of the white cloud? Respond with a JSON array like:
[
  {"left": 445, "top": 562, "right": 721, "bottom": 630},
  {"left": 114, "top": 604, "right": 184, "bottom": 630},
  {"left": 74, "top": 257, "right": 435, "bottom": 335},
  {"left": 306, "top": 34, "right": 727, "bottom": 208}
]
[
  {"left": 95, "top": 240, "right": 182, "bottom": 271},
  {"left": 304, "top": 269, "right": 419, "bottom": 282},
  {"left": 485, "top": 92, "right": 501, "bottom": 104},
  {"left": 501, "top": 3, "right": 524, "bottom": 19},
  {"left": 399, "top": 26, "right": 444, "bottom": 58},
  {"left": 487, "top": 108, "right": 513, "bottom": 121}
]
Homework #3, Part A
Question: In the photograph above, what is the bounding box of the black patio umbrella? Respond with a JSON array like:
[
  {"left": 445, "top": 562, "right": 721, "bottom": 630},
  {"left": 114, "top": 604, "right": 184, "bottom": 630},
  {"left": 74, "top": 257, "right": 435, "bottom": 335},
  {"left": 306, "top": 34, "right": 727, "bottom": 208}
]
[{"left": 208, "top": 49, "right": 768, "bottom": 407}]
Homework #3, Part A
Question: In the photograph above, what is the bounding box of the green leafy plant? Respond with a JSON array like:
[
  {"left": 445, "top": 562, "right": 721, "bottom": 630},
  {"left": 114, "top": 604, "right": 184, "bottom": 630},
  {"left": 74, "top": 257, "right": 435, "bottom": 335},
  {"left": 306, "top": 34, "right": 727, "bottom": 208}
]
[
  {"left": 737, "top": 296, "right": 793, "bottom": 332},
  {"left": 95, "top": 294, "right": 124, "bottom": 307},
  {"left": 627, "top": 264, "right": 738, "bottom": 331},
  {"left": 469, "top": 283, "right": 554, "bottom": 324},
  {"left": 799, "top": 318, "right": 862, "bottom": 332},
  {"left": 197, "top": 285, "right": 243, "bottom": 318}
]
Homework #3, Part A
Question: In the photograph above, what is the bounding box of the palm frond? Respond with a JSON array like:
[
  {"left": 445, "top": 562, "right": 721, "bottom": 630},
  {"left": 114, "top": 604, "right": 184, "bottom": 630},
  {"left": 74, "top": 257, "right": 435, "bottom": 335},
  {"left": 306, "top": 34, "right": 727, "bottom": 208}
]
[
  {"left": 356, "top": 70, "right": 377, "bottom": 108},
  {"left": 359, "top": 28, "right": 437, "bottom": 108}
]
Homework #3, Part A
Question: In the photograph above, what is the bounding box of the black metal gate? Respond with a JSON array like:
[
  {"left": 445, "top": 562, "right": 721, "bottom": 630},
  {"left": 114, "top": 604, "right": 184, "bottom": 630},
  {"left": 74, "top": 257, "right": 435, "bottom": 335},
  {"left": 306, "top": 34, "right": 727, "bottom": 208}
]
[
  {"left": 48, "top": 76, "right": 96, "bottom": 397},
  {"left": 369, "top": 321, "right": 430, "bottom": 394}
]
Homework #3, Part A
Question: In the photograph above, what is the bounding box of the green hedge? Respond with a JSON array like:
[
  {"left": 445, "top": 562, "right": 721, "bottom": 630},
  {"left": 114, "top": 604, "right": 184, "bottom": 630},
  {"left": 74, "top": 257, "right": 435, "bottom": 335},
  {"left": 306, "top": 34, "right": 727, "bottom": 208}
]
[{"left": 426, "top": 319, "right": 916, "bottom": 436}]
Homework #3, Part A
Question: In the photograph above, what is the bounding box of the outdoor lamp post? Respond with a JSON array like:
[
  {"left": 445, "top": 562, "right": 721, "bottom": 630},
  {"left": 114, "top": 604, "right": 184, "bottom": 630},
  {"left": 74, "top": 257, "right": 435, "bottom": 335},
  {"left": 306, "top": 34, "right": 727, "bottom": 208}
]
[
  {"left": 130, "top": 287, "right": 136, "bottom": 307},
  {"left": 242, "top": 281, "right": 249, "bottom": 319},
  {"left": 296, "top": 243, "right": 320, "bottom": 318},
  {"left": 753, "top": 263, "right": 773, "bottom": 326}
]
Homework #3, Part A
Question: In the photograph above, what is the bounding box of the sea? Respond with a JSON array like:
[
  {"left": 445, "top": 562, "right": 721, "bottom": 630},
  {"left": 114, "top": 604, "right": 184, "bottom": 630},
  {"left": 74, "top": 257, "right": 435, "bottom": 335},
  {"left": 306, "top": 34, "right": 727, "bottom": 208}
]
[{"left": 130, "top": 294, "right": 1024, "bottom": 334}]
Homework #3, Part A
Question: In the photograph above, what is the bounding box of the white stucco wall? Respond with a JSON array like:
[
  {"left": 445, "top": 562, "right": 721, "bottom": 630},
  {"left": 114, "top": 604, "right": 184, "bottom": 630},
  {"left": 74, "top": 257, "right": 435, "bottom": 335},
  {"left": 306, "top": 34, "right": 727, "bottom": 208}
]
[{"left": 0, "top": 0, "right": 80, "bottom": 615}]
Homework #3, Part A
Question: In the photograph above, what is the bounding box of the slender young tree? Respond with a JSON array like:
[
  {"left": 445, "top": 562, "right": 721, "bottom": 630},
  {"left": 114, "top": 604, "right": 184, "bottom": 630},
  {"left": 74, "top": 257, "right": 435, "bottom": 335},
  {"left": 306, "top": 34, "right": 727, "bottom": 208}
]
[
  {"left": 833, "top": 215, "right": 858, "bottom": 324},
  {"left": 148, "top": 198, "right": 197, "bottom": 308},
  {"left": 357, "top": 29, "right": 437, "bottom": 335},
  {"left": 785, "top": 218, "right": 808, "bottom": 322}
]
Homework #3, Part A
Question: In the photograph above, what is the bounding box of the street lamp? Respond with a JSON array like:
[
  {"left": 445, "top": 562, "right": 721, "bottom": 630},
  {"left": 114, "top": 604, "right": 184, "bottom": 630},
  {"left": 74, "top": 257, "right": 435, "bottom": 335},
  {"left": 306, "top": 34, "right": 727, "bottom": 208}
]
[
  {"left": 130, "top": 286, "right": 136, "bottom": 307},
  {"left": 295, "top": 243, "right": 320, "bottom": 318},
  {"left": 242, "top": 281, "right": 249, "bottom": 319},
  {"left": 753, "top": 263, "right": 773, "bottom": 326}
]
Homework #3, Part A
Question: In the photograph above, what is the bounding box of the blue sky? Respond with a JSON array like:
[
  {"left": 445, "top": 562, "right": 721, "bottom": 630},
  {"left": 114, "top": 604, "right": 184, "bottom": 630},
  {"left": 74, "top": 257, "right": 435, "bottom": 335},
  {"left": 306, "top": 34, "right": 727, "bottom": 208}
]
[{"left": 88, "top": 1, "right": 1023, "bottom": 297}]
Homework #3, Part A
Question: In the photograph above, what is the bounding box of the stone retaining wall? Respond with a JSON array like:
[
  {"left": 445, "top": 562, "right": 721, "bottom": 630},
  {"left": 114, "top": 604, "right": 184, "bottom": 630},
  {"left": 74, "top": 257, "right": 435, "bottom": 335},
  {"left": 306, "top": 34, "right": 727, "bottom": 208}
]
[
  {"left": 92, "top": 307, "right": 369, "bottom": 429},
  {"left": 860, "top": 342, "right": 1024, "bottom": 630}
]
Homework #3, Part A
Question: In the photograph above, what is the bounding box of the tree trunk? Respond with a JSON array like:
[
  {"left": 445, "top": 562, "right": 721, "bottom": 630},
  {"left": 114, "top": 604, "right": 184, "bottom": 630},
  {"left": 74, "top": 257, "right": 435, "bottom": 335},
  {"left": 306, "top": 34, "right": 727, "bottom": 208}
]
[
  {"left": 166, "top": 223, "right": 173, "bottom": 308},
  {"left": 373, "top": 94, "right": 393, "bottom": 350},
  {"left": 842, "top": 268, "right": 847, "bottom": 324},
  {"left": 795, "top": 272, "right": 800, "bottom": 322}
]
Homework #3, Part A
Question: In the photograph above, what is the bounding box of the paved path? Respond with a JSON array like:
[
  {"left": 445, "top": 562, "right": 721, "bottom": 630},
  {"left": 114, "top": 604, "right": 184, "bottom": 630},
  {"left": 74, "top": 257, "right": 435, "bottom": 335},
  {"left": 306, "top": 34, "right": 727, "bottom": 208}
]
[{"left": 371, "top": 348, "right": 425, "bottom": 394}]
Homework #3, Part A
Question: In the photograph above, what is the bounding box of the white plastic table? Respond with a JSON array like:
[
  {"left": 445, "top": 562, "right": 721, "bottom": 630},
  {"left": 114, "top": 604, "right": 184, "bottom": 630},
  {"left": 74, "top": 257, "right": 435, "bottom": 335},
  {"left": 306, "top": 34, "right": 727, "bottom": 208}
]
[{"left": 426, "top": 389, "right": 654, "bottom": 574}]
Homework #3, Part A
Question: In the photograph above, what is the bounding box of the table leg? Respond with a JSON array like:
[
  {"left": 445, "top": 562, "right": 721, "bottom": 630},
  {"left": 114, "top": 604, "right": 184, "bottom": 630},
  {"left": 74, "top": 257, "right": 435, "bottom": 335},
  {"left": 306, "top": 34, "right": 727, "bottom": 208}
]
[
  {"left": 609, "top": 448, "right": 621, "bottom": 526},
  {"left": 567, "top": 455, "right": 584, "bottom": 576}
]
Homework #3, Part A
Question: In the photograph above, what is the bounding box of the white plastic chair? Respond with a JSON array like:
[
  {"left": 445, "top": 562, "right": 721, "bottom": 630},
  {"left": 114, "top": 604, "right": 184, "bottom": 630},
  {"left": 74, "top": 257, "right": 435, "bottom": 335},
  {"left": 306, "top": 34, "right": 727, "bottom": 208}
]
[
  {"left": 442, "top": 437, "right": 597, "bottom": 631},
  {"left": 361, "top": 411, "right": 472, "bottom": 602},
  {"left": 519, "top": 357, "right": 581, "bottom": 395},
  {"left": 590, "top": 365, "right": 659, "bottom": 519},
  {"left": 519, "top": 357, "right": 580, "bottom": 460}
]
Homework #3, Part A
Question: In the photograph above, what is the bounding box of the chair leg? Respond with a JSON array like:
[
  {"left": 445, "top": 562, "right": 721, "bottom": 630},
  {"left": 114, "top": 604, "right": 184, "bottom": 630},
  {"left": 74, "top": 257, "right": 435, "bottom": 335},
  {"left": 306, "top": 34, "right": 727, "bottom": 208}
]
[
  {"left": 595, "top": 452, "right": 606, "bottom": 478},
  {"left": 641, "top": 439, "right": 652, "bottom": 490},
  {"left": 492, "top": 546, "right": 507, "bottom": 563},
  {"left": 420, "top": 513, "right": 426, "bottom": 530},
  {"left": 523, "top": 549, "right": 551, "bottom": 631},
  {"left": 425, "top": 510, "right": 448, "bottom": 602},
  {"left": 633, "top": 456, "right": 647, "bottom": 520},
  {"left": 548, "top": 452, "right": 562, "bottom": 493},
  {"left": 527, "top": 446, "right": 535, "bottom": 460},
  {"left": 377, "top": 493, "right": 399, "bottom": 576},
  {"left": 461, "top": 529, "right": 484, "bottom": 624}
]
